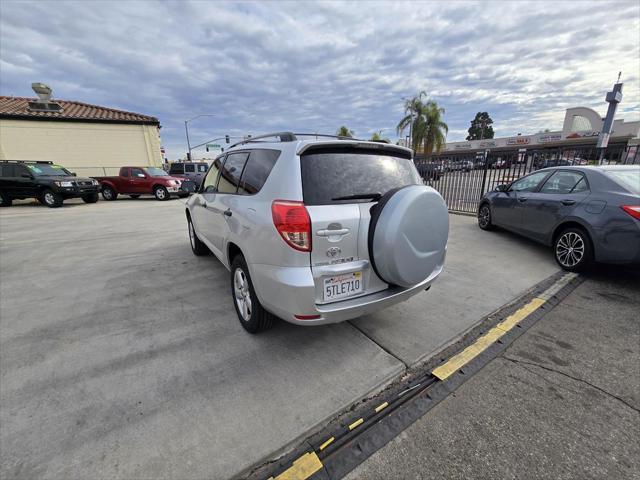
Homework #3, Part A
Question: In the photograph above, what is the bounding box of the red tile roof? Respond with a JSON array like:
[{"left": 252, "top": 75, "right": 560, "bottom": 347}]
[{"left": 0, "top": 96, "right": 160, "bottom": 125}]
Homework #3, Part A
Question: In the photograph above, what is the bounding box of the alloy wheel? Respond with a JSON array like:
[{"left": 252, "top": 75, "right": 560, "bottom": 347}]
[
  {"left": 556, "top": 232, "right": 585, "bottom": 268},
  {"left": 44, "top": 192, "right": 55, "bottom": 205},
  {"left": 478, "top": 205, "right": 490, "bottom": 228},
  {"left": 156, "top": 188, "right": 166, "bottom": 200},
  {"left": 233, "top": 268, "right": 252, "bottom": 322}
]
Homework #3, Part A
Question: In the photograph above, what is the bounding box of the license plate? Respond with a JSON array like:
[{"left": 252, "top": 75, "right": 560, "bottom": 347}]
[{"left": 323, "top": 271, "right": 363, "bottom": 301}]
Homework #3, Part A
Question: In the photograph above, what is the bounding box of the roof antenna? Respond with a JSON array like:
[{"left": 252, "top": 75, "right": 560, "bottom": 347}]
[{"left": 617, "top": 71, "right": 622, "bottom": 83}]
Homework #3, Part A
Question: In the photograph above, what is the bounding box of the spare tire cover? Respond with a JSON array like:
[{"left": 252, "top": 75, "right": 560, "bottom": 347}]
[{"left": 369, "top": 185, "right": 448, "bottom": 287}]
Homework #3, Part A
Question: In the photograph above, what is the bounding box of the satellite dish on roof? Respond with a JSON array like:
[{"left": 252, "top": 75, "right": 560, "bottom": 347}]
[{"left": 31, "top": 83, "right": 53, "bottom": 103}]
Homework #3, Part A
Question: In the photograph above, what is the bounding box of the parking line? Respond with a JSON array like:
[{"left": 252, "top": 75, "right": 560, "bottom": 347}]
[
  {"left": 432, "top": 273, "right": 577, "bottom": 381},
  {"left": 348, "top": 418, "right": 364, "bottom": 430}
]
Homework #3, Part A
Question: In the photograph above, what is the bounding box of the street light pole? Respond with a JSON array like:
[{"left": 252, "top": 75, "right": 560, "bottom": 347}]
[{"left": 184, "top": 114, "right": 217, "bottom": 161}]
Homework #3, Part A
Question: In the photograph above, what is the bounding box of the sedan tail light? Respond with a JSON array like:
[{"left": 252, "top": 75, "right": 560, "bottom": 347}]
[
  {"left": 621, "top": 205, "right": 640, "bottom": 220},
  {"left": 271, "top": 200, "right": 312, "bottom": 252}
]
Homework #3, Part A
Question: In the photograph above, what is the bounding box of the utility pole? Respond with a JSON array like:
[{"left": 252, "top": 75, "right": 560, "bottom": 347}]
[{"left": 184, "top": 121, "right": 192, "bottom": 161}]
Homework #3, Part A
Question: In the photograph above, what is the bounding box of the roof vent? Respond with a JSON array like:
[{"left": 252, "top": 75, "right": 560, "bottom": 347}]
[{"left": 28, "top": 82, "right": 63, "bottom": 112}]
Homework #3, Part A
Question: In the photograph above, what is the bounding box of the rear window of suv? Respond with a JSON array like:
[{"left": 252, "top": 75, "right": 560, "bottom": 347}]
[{"left": 301, "top": 148, "right": 421, "bottom": 205}]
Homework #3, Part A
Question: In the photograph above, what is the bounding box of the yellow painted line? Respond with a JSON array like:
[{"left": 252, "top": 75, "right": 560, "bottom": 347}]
[
  {"left": 319, "top": 437, "right": 334, "bottom": 451},
  {"left": 274, "top": 452, "right": 323, "bottom": 480},
  {"left": 348, "top": 418, "right": 364, "bottom": 430},
  {"left": 374, "top": 401, "right": 389, "bottom": 413}
]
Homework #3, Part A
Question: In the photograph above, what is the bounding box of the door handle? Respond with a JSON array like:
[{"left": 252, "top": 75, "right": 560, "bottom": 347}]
[
  {"left": 517, "top": 197, "right": 528, "bottom": 203},
  {"left": 561, "top": 199, "right": 576, "bottom": 206},
  {"left": 223, "top": 209, "right": 232, "bottom": 217},
  {"left": 317, "top": 228, "right": 349, "bottom": 236}
]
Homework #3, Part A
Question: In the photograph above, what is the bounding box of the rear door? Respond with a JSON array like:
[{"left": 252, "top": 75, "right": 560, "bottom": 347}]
[
  {"left": 520, "top": 170, "right": 590, "bottom": 242},
  {"left": 300, "top": 147, "right": 422, "bottom": 304}
]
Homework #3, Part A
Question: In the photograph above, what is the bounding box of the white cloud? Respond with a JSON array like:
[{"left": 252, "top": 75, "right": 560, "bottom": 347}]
[{"left": 1, "top": 0, "right": 638, "bottom": 158}]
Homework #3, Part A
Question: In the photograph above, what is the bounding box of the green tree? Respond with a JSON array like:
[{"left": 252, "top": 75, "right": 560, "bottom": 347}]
[
  {"left": 336, "top": 126, "right": 354, "bottom": 138},
  {"left": 466, "top": 112, "right": 494, "bottom": 140},
  {"left": 397, "top": 91, "right": 448, "bottom": 154},
  {"left": 370, "top": 130, "right": 389, "bottom": 142}
]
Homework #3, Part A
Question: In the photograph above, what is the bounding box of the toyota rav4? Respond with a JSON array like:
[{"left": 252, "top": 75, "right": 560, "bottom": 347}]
[{"left": 185, "top": 133, "right": 449, "bottom": 333}]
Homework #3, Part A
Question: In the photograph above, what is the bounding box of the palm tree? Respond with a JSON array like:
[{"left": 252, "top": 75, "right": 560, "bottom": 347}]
[
  {"left": 370, "top": 130, "right": 389, "bottom": 142},
  {"left": 396, "top": 92, "right": 448, "bottom": 154},
  {"left": 336, "top": 126, "right": 354, "bottom": 138}
]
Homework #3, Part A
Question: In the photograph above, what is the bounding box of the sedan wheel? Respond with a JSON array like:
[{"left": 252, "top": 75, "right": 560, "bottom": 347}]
[
  {"left": 478, "top": 204, "right": 493, "bottom": 230},
  {"left": 554, "top": 228, "right": 592, "bottom": 272}
]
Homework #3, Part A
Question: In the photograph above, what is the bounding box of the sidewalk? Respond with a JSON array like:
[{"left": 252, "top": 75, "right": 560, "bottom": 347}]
[{"left": 346, "top": 267, "right": 640, "bottom": 480}]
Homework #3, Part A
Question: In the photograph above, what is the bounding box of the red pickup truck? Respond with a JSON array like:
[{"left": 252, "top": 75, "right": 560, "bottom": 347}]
[{"left": 94, "top": 166, "right": 196, "bottom": 201}]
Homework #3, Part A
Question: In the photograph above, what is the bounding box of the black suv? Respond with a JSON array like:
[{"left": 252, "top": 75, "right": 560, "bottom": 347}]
[{"left": 0, "top": 160, "right": 100, "bottom": 208}]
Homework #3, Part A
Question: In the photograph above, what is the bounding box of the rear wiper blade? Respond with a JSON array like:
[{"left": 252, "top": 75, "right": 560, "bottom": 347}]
[{"left": 331, "top": 192, "right": 382, "bottom": 201}]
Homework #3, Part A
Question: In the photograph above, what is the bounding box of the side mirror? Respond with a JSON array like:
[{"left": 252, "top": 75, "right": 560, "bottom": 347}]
[
  {"left": 495, "top": 184, "right": 509, "bottom": 192},
  {"left": 71, "top": 172, "right": 77, "bottom": 177}
]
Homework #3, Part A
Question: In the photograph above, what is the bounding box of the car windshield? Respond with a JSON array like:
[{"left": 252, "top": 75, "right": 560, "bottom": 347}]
[
  {"left": 301, "top": 148, "right": 421, "bottom": 205},
  {"left": 605, "top": 169, "right": 640, "bottom": 195},
  {"left": 25, "top": 164, "right": 71, "bottom": 176},
  {"left": 144, "top": 167, "right": 168, "bottom": 176}
]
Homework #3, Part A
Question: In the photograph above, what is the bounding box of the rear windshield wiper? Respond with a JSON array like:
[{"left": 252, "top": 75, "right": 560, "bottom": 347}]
[{"left": 331, "top": 192, "right": 382, "bottom": 201}]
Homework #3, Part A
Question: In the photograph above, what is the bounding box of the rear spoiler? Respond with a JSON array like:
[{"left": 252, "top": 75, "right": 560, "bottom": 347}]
[{"left": 297, "top": 140, "right": 413, "bottom": 159}]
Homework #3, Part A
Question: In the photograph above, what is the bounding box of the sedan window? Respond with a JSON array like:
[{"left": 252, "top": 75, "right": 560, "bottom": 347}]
[
  {"left": 510, "top": 171, "right": 549, "bottom": 192},
  {"left": 539, "top": 171, "right": 586, "bottom": 194}
]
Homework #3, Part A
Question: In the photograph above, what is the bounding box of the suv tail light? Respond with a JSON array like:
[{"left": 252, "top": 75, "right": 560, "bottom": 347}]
[
  {"left": 272, "top": 200, "right": 312, "bottom": 252},
  {"left": 621, "top": 205, "right": 640, "bottom": 220}
]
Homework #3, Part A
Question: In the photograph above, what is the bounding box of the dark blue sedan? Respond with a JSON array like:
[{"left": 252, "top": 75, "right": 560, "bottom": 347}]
[{"left": 478, "top": 165, "right": 640, "bottom": 271}]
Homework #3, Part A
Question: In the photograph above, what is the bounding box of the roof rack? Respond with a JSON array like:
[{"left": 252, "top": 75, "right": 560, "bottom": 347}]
[
  {"left": 293, "top": 133, "right": 365, "bottom": 141},
  {"left": 0, "top": 160, "right": 53, "bottom": 164},
  {"left": 229, "top": 132, "right": 297, "bottom": 149}
]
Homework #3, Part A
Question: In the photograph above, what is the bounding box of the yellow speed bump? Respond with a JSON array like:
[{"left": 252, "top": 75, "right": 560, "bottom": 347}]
[
  {"left": 432, "top": 296, "right": 546, "bottom": 380},
  {"left": 273, "top": 452, "right": 323, "bottom": 480}
]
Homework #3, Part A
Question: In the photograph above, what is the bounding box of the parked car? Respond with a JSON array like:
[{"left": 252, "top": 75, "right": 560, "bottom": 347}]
[
  {"left": 94, "top": 166, "right": 196, "bottom": 201},
  {"left": 186, "top": 132, "right": 449, "bottom": 333},
  {"left": 416, "top": 162, "right": 441, "bottom": 181},
  {"left": 477, "top": 166, "right": 640, "bottom": 271},
  {"left": 491, "top": 158, "right": 511, "bottom": 169},
  {"left": 168, "top": 161, "right": 209, "bottom": 188},
  {"left": 0, "top": 160, "right": 99, "bottom": 208}
]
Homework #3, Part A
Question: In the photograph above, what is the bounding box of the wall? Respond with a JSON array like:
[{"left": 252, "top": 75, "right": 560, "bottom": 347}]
[{"left": 0, "top": 119, "right": 163, "bottom": 176}]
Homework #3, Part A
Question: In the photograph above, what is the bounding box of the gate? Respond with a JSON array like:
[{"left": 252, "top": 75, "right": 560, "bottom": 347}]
[{"left": 417, "top": 143, "right": 637, "bottom": 215}]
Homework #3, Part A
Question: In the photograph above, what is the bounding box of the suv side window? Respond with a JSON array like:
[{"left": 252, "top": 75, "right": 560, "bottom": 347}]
[
  {"left": 185, "top": 164, "right": 195, "bottom": 173},
  {"left": 131, "top": 168, "right": 145, "bottom": 178},
  {"left": 217, "top": 152, "right": 249, "bottom": 194},
  {"left": 238, "top": 149, "right": 280, "bottom": 195},
  {"left": 15, "top": 165, "right": 31, "bottom": 178},
  {"left": 121, "top": 168, "right": 129, "bottom": 177},
  {"left": 201, "top": 156, "right": 225, "bottom": 193},
  {"left": 1, "top": 164, "right": 15, "bottom": 177},
  {"left": 169, "top": 164, "right": 184, "bottom": 175},
  {"left": 510, "top": 171, "right": 549, "bottom": 192},
  {"left": 540, "top": 171, "right": 587, "bottom": 194}
]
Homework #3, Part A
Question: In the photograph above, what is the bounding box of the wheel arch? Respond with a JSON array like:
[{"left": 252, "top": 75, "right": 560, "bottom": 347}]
[{"left": 227, "top": 241, "right": 243, "bottom": 267}]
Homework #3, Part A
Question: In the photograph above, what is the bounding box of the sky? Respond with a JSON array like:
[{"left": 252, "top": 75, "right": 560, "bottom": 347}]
[{"left": 1, "top": 0, "right": 639, "bottom": 160}]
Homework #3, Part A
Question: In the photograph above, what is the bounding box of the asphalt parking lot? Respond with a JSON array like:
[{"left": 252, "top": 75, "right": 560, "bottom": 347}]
[{"left": 0, "top": 198, "right": 559, "bottom": 479}]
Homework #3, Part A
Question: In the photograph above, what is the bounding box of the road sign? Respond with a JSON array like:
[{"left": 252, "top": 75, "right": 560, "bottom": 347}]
[{"left": 206, "top": 143, "right": 221, "bottom": 149}]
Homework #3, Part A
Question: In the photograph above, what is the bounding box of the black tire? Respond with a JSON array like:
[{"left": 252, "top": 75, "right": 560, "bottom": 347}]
[
  {"left": 230, "top": 254, "right": 275, "bottom": 333},
  {"left": 187, "top": 216, "right": 209, "bottom": 256},
  {"left": 101, "top": 185, "right": 118, "bottom": 201},
  {"left": 41, "top": 189, "right": 63, "bottom": 208},
  {"left": 154, "top": 186, "right": 170, "bottom": 201},
  {"left": 129, "top": 194, "right": 141, "bottom": 199},
  {"left": 0, "top": 191, "right": 12, "bottom": 207},
  {"left": 82, "top": 192, "right": 99, "bottom": 203},
  {"left": 553, "top": 227, "right": 593, "bottom": 272},
  {"left": 478, "top": 202, "right": 494, "bottom": 231}
]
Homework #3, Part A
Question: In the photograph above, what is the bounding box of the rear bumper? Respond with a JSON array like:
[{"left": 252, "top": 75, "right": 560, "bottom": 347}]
[{"left": 250, "top": 263, "right": 443, "bottom": 326}]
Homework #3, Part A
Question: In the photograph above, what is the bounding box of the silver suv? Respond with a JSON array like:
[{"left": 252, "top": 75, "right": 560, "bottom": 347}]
[{"left": 185, "top": 133, "right": 449, "bottom": 333}]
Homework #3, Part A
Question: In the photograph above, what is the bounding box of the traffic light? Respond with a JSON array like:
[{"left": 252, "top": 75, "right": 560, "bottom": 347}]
[
  {"left": 225, "top": 135, "right": 230, "bottom": 144},
  {"left": 186, "top": 152, "right": 191, "bottom": 161},
  {"left": 205, "top": 145, "right": 209, "bottom": 152}
]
